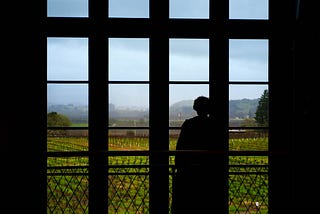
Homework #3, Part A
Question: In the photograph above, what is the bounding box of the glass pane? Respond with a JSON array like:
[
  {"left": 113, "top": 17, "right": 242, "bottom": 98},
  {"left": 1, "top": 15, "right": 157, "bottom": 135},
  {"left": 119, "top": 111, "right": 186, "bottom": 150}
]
[
  {"left": 170, "top": 39, "right": 209, "bottom": 81},
  {"left": 170, "top": 0, "right": 209, "bottom": 19},
  {"left": 47, "top": 129, "right": 88, "bottom": 152},
  {"left": 229, "top": 39, "right": 268, "bottom": 82},
  {"left": 108, "top": 129, "right": 149, "bottom": 150},
  {"left": 108, "top": 154, "right": 149, "bottom": 212},
  {"left": 169, "top": 130, "right": 181, "bottom": 151},
  {"left": 229, "top": 0, "right": 268, "bottom": 20},
  {"left": 229, "top": 84, "right": 268, "bottom": 127},
  {"left": 47, "top": 155, "right": 89, "bottom": 212},
  {"left": 229, "top": 129, "right": 268, "bottom": 151},
  {"left": 47, "top": 84, "right": 88, "bottom": 127},
  {"left": 109, "top": 0, "right": 149, "bottom": 18},
  {"left": 109, "top": 84, "right": 149, "bottom": 125},
  {"left": 229, "top": 155, "right": 268, "bottom": 212},
  {"left": 47, "top": 0, "right": 88, "bottom": 17},
  {"left": 109, "top": 38, "right": 149, "bottom": 81},
  {"left": 169, "top": 84, "right": 209, "bottom": 126},
  {"left": 47, "top": 37, "right": 88, "bottom": 81}
]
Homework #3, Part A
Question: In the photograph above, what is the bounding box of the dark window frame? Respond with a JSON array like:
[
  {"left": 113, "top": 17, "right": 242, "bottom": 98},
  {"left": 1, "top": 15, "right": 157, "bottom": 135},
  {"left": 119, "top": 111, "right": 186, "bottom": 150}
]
[{"left": 42, "top": 0, "right": 295, "bottom": 213}]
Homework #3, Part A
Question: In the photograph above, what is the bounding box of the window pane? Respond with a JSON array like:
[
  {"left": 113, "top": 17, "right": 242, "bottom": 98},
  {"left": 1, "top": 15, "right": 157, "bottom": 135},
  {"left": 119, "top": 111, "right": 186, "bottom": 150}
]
[
  {"left": 169, "top": 84, "right": 209, "bottom": 153},
  {"left": 47, "top": 129, "right": 88, "bottom": 152},
  {"left": 169, "top": 130, "right": 180, "bottom": 151},
  {"left": 229, "top": 129, "right": 268, "bottom": 151},
  {"left": 47, "top": 154, "right": 89, "bottom": 211},
  {"left": 47, "top": 37, "right": 88, "bottom": 81},
  {"left": 170, "top": 0, "right": 209, "bottom": 19},
  {"left": 229, "top": 84, "right": 268, "bottom": 127},
  {"left": 228, "top": 84, "right": 269, "bottom": 213},
  {"left": 229, "top": 155, "right": 268, "bottom": 213},
  {"left": 109, "top": 84, "right": 149, "bottom": 126},
  {"left": 169, "top": 84, "right": 209, "bottom": 127},
  {"left": 108, "top": 154, "right": 150, "bottom": 212},
  {"left": 109, "top": 38, "right": 149, "bottom": 81},
  {"left": 229, "top": 0, "right": 268, "bottom": 20},
  {"left": 108, "top": 129, "right": 149, "bottom": 150},
  {"left": 109, "top": 0, "right": 149, "bottom": 18},
  {"left": 229, "top": 39, "right": 268, "bottom": 82},
  {"left": 47, "top": 0, "right": 88, "bottom": 17},
  {"left": 170, "top": 39, "right": 209, "bottom": 81},
  {"left": 47, "top": 84, "right": 88, "bottom": 126}
]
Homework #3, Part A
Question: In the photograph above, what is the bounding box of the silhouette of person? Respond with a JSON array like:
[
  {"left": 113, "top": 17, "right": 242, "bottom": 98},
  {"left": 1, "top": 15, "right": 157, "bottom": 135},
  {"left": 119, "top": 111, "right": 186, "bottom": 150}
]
[{"left": 171, "top": 96, "right": 226, "bottom": 214}]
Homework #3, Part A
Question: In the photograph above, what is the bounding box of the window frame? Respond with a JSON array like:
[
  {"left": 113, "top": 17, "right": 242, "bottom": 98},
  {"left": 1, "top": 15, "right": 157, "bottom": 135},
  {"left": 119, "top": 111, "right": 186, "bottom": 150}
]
[{"left": 42, "top": 0, "right": 295, "bottom": 213}]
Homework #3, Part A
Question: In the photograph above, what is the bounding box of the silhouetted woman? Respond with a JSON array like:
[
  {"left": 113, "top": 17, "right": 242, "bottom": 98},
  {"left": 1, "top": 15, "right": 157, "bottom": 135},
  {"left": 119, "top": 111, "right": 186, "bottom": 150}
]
[{"left": 171, "top": 96, "right": 226, "bottom": 213}]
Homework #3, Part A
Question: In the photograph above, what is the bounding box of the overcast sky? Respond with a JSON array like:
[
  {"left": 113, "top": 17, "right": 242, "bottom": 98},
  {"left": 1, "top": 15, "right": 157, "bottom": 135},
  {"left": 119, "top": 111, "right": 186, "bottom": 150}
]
[{"left": 47, "top": 0, "right": 269, "bottom": 108}]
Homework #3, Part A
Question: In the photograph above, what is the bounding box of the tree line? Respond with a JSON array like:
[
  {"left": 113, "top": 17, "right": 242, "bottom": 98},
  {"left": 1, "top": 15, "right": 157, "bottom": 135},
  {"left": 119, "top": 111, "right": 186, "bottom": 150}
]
[{"left": 48, "top": 89, "right": 269, "bottom": 127}]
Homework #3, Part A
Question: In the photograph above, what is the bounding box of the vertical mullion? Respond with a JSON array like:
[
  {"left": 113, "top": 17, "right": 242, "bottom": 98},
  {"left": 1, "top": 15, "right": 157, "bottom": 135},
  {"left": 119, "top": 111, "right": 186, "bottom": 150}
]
[
  {"left": 210, "top": 0, "right": 229, "bottom": 21},
  {"left": 88, "top": 36, "right": 108, "bottom": 214},
  {"left": 42, "top": 0, "right": 49, "bottom": 211},
  {"left": 149, "top": 37, "right": 169, "bottom": 214},
  {"left": 41, "top": 33, "right": 48, "bottom": 214},
  {"left": 210, "top": 0, "right": 229, "bottom": 213},
  {"left": 149, "top": 1, "right": 169, "bottom": 213},
  {"left": 210, "top": 35, "right": 229, "bottom": 214},
  {"left": 89, "top": 1, "right": 108, "bottom": 213},
  {"left": 42, "top": 0, "right": 49, "bottom": 213},
  {"left": 269, "top": 0, "right": 295, "bottom": 213}
]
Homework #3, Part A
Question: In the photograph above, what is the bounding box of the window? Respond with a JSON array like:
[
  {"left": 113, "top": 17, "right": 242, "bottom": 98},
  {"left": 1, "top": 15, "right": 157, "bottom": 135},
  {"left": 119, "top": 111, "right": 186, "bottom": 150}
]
[{"left": 44, "top": 0, "right": 292, "bottom": 213}]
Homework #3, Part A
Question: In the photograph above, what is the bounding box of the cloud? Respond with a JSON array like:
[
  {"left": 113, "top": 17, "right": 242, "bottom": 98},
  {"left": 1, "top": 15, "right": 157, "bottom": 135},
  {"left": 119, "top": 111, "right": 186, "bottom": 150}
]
[
  {"left": 47, "top": 84, "right": 88, "bottom": 105},
  {"left": 109, "top": 38, "right": 149, "bottom": 81},
  {"left": 229, "top": 0, "right": 268, "bottom": 20},
  {"left": 109, "top": 0, "right": 149, "bottom": 18},
  {"left": 170, "top": 0, "right": 209, "bottom": 19},
  {"left": 47, "top": 38, "right": 88, "bottom": 80},
  {"left": 47, "top": 0, "right": 88, "bottom": 17}
]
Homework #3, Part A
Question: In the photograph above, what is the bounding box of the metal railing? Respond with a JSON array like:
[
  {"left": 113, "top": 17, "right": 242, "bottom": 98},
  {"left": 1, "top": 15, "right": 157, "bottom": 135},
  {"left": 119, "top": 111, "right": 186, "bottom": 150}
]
[{"left": 47, "top": 151, "right": 268, "bottom": 214}]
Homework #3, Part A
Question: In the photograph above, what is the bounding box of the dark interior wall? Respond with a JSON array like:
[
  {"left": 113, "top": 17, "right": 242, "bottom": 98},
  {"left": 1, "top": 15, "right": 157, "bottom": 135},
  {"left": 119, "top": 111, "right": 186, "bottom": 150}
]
[
  {"left": 2, "top": 0, "right": 44, "bottom": 212},
  {"left": 293, "top": 0, "right": 319, "bottom": 212}
]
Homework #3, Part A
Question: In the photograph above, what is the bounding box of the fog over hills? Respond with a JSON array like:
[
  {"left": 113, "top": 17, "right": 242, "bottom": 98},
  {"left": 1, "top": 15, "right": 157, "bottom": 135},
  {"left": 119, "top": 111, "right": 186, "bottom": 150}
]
[{"left": 47, "top": 98, "right": 259, "bottom": 122}]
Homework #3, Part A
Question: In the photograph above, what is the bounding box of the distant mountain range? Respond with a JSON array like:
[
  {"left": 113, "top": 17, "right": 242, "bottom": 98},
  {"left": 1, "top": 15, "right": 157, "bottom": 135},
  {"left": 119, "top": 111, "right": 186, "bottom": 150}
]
[{"left": 47, "top": 98, "right": 259, "bottom": 123}]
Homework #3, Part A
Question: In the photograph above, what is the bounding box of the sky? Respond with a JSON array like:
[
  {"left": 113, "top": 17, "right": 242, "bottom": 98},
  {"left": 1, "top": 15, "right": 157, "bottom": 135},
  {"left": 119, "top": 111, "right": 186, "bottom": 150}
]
[{"left": 47, "top": 0, "right": 269, "bottom": 108}]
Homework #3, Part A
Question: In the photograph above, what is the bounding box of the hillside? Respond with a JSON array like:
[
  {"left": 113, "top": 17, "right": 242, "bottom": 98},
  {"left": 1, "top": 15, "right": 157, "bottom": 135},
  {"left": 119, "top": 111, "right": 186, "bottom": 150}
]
[
  {"left": 169, "top": 98, "right": 259, "bottom": 120},
  {"left": 229, "top": 98, "right": 259, "bottom": 119},
  {"left": 48, "top": 98, "right": 259, "bottom": 123}
]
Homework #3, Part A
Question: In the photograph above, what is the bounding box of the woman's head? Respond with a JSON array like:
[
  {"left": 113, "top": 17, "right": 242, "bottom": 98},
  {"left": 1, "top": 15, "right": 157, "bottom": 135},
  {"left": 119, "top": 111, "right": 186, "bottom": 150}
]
[{"left": 193, "top": 96, "right": 210, "bottom": 116}]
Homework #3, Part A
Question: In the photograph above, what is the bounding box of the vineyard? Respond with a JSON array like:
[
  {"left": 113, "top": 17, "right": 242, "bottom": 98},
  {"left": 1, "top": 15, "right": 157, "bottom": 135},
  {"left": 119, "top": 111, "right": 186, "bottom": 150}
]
[{"left": 47, "top": 132, "right": 268, "bottom": 213}]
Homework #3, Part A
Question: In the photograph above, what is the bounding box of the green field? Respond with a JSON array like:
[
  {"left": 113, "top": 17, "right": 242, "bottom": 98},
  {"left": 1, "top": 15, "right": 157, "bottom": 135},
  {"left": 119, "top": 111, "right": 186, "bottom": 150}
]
[{"left": 47, "top": 134, "right": 268, "bottom": 213}]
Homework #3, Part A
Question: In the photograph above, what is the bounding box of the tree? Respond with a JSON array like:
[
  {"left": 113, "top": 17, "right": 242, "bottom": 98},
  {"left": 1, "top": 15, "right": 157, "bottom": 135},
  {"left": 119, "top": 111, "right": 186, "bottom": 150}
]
[
  {"left": 47, "top": 112, "right": 71, "bottom": 127},
  {"left": 47, "top": 112, "right": 72, "bottom": 137},
  {"left": 254, "top": 89, "right": 269, "bottom": 126},
  {"left": 241, "top": 118, "right": 257, "bottom": 127}
]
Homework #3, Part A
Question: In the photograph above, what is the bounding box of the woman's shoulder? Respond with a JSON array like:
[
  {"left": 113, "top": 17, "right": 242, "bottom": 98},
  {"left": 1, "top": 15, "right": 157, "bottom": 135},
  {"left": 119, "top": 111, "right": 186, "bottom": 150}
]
[{"left": 183, "top": 116, "right": 198, "bottom": 124}]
